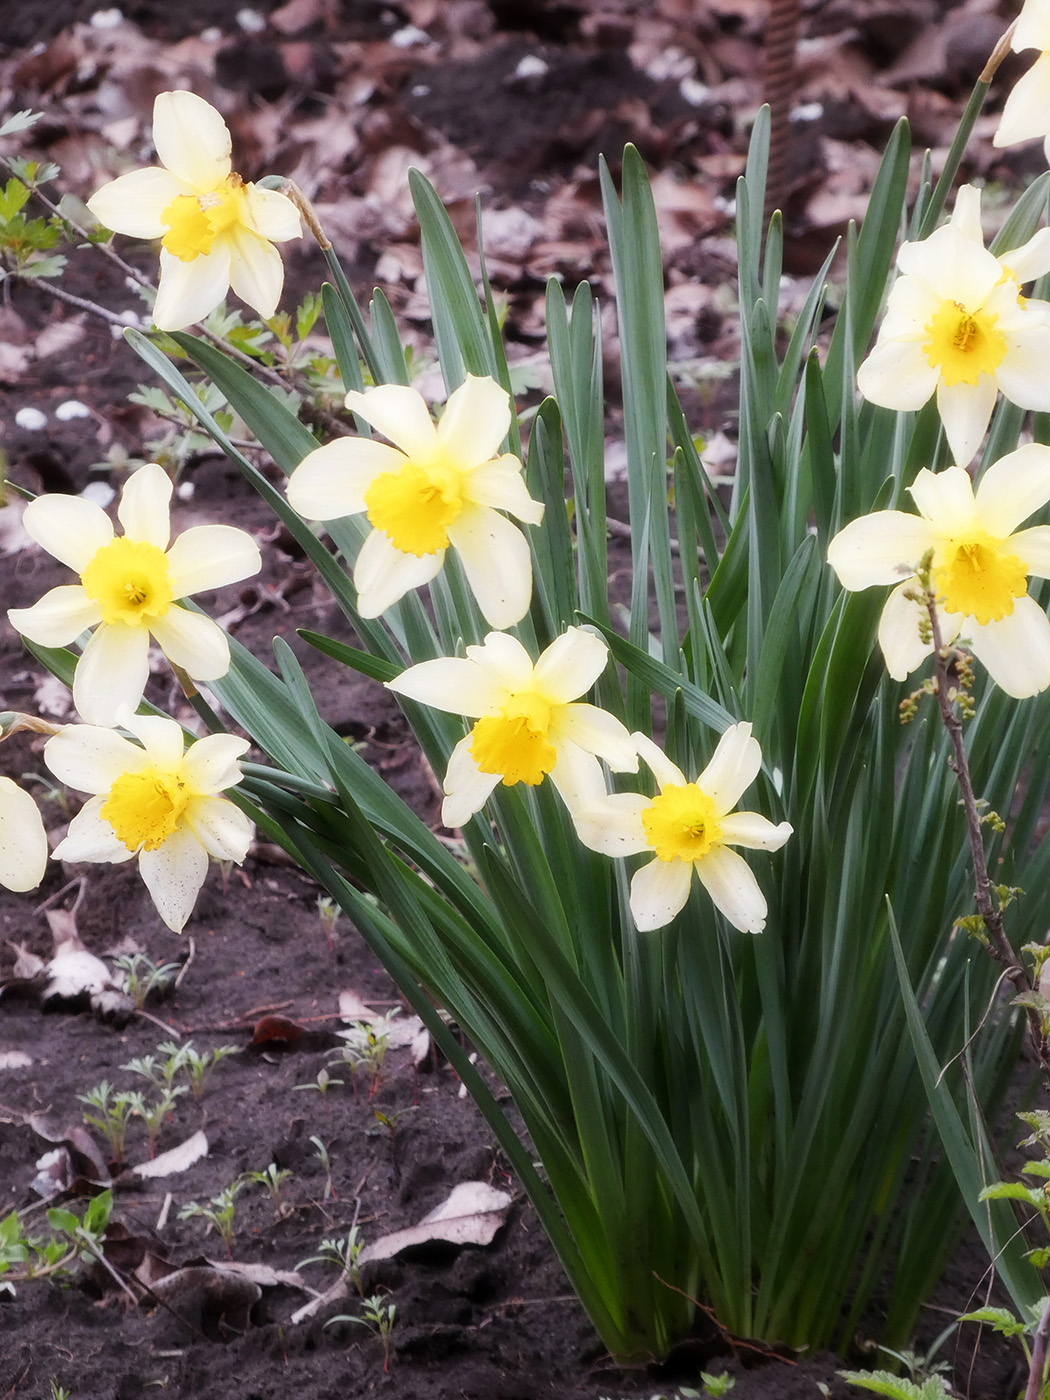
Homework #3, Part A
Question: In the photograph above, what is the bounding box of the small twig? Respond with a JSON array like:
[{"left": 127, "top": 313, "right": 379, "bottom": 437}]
[
  {"left": 28, "top": 275, "right": 133, "bottom": 326},
  {"left": 1025, "top": 1293, "right": 1050, "bottom": 1400}
]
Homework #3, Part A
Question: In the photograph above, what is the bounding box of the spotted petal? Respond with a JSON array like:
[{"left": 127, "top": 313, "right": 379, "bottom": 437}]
[
  {"left": 138, "top": 824, "right": 210, "bottom": 932},
  {"left": 52, "top": 796, "right": 135, "bottom": 865},
  {"left": 44, "top": 724, "right": 148, "bottom": 795},
  {"left": 629, "top": 856, "right": 694, "bottom": 932},
  {"left": 185, "top": 794, "right": 254, "bottom": 862},
  {"left": 694, "top": 844, "right": 769, "bottom": 934}
]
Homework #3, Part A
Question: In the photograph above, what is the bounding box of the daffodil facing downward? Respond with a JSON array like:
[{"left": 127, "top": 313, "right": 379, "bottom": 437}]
[
  {"left": 573, "top": 725, "right": 792, "bottom": 933},
  {"left": 857, "top": 185, "right": 1050, "bottom": 467},
  {"left": 87, "top": 90, "right": 301, "bottom": 331},
  {"left": 827, "top": 446, "right": 1050, "bottom": 698},
  {"left": 44, "top": 712, "right": 254, "bottom": 933},
  {"left": 386, "top": 626, "right": 638, "bottom": 827},
  {"left": 8, "top": 463, "right": 261, "bottom": 726},
  {"left": 994, "top": 0, "right": 1050, "bottom": 162},
  {"left": 0, "top": 776, "right": 48, "bottom": 893},
  {"left": 286, "top": 376, "right": 544, "bottom": 627}
]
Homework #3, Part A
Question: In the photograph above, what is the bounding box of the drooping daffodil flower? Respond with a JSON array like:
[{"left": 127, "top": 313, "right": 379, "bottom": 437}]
[
  {"left": 994, "top": 0, "right": 1050, "bottom": 162},
  {"left": 87, "top": 90, "right": 302, "bottom": 331},
  {"left": 856, "top": 183, "right": 1050, "bottom": 467},
  {"left": 8, "top": 463, "right": 261, "bottom": 726},
  {"left": 0, "top": 776, "right": 48, "bottom": 893},
  {"left": 573, "top": 725, "right": 792, "bottom": 934},
  {"left": 386, "top": 626, "right": 638, "bottom": 827},
  {"left": 827, "top": 446, "right": 1050, "bottom": 698},
  {"left": 44, "top": 711, "right": 254, "bottom": 933},
  {"left": 287, "top": 375, "right": 544, "bottom": 627}
]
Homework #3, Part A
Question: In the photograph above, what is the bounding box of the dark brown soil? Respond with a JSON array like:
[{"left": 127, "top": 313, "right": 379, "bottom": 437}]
[{"left": 0, "top": 1, "right": 1040, "bottom": 1397}]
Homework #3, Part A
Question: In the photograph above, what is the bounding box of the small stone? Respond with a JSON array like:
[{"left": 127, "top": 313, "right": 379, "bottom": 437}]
[
  {"left": 14, "top": 407, "right": 47, "bottom": 431},
  {"left": 55, "top": 399, "right": 90, "bottom": 421},
  {"left": 512, "top": 55, "right": 548, "bottom": 80},
  {"left": 391, "top": 24, "right": 428, "bottom": 47},
  {"left": 89, "top": 7, "right": 124, "bottom": 27},
  {"left": 236, "top": 7, "right": 266, "bottom": 32}
]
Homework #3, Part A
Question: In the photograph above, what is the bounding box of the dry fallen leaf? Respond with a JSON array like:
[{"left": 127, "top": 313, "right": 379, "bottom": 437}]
[
  {"left": 357, "top": 1181, "right": 512, "bottom": 1265},
  {"left": 132, "top": 1129, "right": 209, "bottom": 1179}
]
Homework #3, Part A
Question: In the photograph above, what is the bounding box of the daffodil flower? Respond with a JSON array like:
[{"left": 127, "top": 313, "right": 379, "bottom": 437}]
[
  {"left": 994, "top": 0, "right": 1050, "bottom": 162},
  {"left": 0, "top": 776, "right": 48, "bottom": 893},
  {"left": 856, "top": 185, "right": 1050, "bottom": 467},
  {"left": 573, "top": 726, "right": 792, "bottom": 933},
  {"left": 44, "top": 712, "right": 254, "bottom": 933},
  {"left": 386, "top": 626, "right": 638, "bottom": 827},
  {"left": 8, "top": 463, "right": 261, "bottom": 726},
  {"left": 87, "top": 90, "right": 301, "bottom": 332},
  {"left": 827, "top": 447, "right": 1050, "bottom": 697},
  {"left": 286, "top": 376, "right": 544, "bottom": 626}
]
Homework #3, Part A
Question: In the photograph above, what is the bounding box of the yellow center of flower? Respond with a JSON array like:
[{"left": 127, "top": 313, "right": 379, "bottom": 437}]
[
  {"left": 80, "top": 537, "right": 174, "bottom": 626},
  {"left": 160, "top": 176, "right": 247, "bottom": 261},
  {"left": 932, "top": 532, "right": 1029, "bottom": 624},
  {"left": 101, "top": 765, "right": 190, "bottom": 852},
  {"left": 922, "top": 300, "right": 1006, "bottom": 386},
  {"left": 641, "top": 783, "right": 722, "bottom": 863},
  {"left": 363, "top": 457, "right": 467, "bottom": 557},
  {"left": 470, "top": 691, "right": 555, "bottom": 786}
]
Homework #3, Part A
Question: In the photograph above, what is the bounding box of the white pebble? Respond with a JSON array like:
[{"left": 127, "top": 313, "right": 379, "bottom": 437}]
[
  {"left": 513, "top": 55, "right": 548, "bottom": 80},
  {"left": 15, "top": 407, "right": 47, "bottom": 431},
  {"left": 177, "top": 481, "right": 196, "bottom": 501},
  {"left": 391, "top": 24, "right": 428, "bottom": 47},
  {"left": 411, "top": 84, "right": 430, "bottom": 97},
  {"left": 55, "top": 399, "right": 90, "bottom": 421},
  {"left": 680, "top": 77, "right": 711, "bottom": 107},
  {"left": 81, "top": 481, "right": 115, "bottom": 508},
  {"left": 791, "top": 101, "right": 824, "bottom": 122},
  {"left": 89, "top": 7, "right": 124, "bottom": 27},
  {"left": 236, "top": 7, "right": 266, "bottom": 32},
  {"left": 201, "top": 26, "right": 222, "bottom": 42}
]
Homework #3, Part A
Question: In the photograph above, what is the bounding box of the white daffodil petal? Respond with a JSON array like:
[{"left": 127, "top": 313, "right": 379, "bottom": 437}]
[
  {"left": 531, "top": 626, "right": 610, "bottom": 703},
  {"left": 286, "top": 438, "right": 403, "bottom": 521},
  {"left": 0, "top": 778, "right": 48, "bottom": 892},
  {"left": 8, "top": 587, "right": 102, "bottom": 647},
  {"left": 995, "top": 54, "right": 1050, "bottom": 147},
  {"left": 632, "top": 731, "right": 687, "bottom": 789},
  {"left": 185, "top": 794, "right": 253, "bottom": 862},
  {"left": 387, "top": 657, "right": 506, "bottom": 717},
  {"left": 440, "top": 734, "right": 501, "bottom": 828},
  {"left": 548, "top": 746, "right": 613, "bottom": 815},
  {"left": 138, "top": 824, "right": 210, "bottom": 933},
  {"left": 949, "top": 184, "right": 983, "bottom": 243},
  {"left": 150, "top": 606, "right": 230, "bottom": 679},
  {"left": 877, "top": 581, "right": 938, "bottom": 681},
  {"left": 908, "top": 466, "right": 976, "bottom": 531},
  {"left": 181, "top": 733, "right": 250, "bottom": 794},
  {"left": 437, "top": 374, "right": 512, "bottom": 468},
  {"left": 974, "top": 443, "right": 1050, "bottom": 537},
  {"left": 969, "top": 596, "right": 1050, "bottom": 698},
  {"left": 73, "top": 623, "right": 151, "bottom": 727},
  {"left": 856, "top": 338, "right": 940, "bottom": 412},
  {"left": 121, "top": 712, "right": 186, "bottom": 768},
  {"left": 1001, "top": 228, "right": 1050, "bottom": 284},
  {"left": 152, "top": 90, "right": 232, "bottom": 189},
  {"left": 117, "top": 462, "right": 172, "bottom": 548},
  {"left": 227, "top": 225, "right": 284, "bottom": 320},
  {"left": 1009, "top": 525, "right": 1050, "bottom": 578},
  {"left": 465, "top": 632, "right": 535, "bottom": 692},
  {"left": 22, "top": 492, "right": 113, "bottom": 571},
  {"left": 165, "top": 523, "right": 261, "bottom": 597},
  {"left": 898, "top": 225, "right": 1000, "bottom": 308},
  {"left": 353, "top": 529, "right": 444, "bottom": 617},
  {"left": 994, "top": 326, "right": 1050, "bottom": 411},
  {"left": 1014, "top": 1, "right": 1050, "bottom": 52},
  {"left": 573, "top": 792, "right": 651, "bottom": 856},
  {"left": 695, "top": 844, "right": 769, "bottom": 934},
  {"left": 935, "top": 376, "right": 999, "bottom": 468},
  {"left": 697, "top": 721, "right": 762, "bottom": 815},
  {"left": 86, "top": 166, "right": 189, "bottom": 238},
  {"left": 551, "top": 703, "right": 638, "bottom": 772},
  {"left": 630, "top": 857, "right": 694, "bottom": 932},
  {"left": 153, "top": 244, "right": 232, "bottom": 332},
  {"left": 44, "top": 725, "right": 146, "bottom": 794},
  {"left": 446, "top": 504, "right": 533, "bottom": 628},
  {"left": 344, "top": 385, "right": 438, "bottom": 461},
  {"left": 243, "top": 183, "right": 302, "bottom": 242},
  {"left": 465, "top": 456, "right": 545, "bottom": 525},
  {"left": 827, "top": 511, "right": 935, "bottom": 591},
  {"left": 53, "top": 796, "right": 135, "bottom": 865},
  {"left": 719, "top": 811, "right": 794, "bottom": 851}
]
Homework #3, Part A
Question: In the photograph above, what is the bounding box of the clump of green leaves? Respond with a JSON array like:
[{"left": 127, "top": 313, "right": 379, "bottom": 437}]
[
  {"left": 0, "top": 1192, "right": 114, "bottom": 1296},
  {"left": 77, "top": 1081, "right": 136, "bottom": 1165},
  {"left": 179, "top": 1180, "right": 245, "bottom": 1253},
  {"left": 112, "top": 952, "right": 180, "bottom": 1008},
  {"left": 298, "top": 1223, "right": 364, "bottom": 1295},
  {"left": 0, "top": 172, "right": 65, "bottom": 281},
  {"left": 241, "top": 1163, "right": 293, "bottom": 1214},
  {"left": 328, "top": 1292, "right": 396, "bottom": 1373}
]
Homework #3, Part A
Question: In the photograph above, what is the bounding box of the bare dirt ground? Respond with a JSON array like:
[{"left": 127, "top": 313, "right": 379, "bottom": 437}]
[{"left": 0, "top": 1, "right": 1041, "bottom": 1397}]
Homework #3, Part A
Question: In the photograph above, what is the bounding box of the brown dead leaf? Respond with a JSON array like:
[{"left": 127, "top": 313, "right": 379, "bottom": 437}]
[
  {"left": 357, "top": 1181, "right": 512, "bottom": 1264},
  {"left": 132, "top": 1130, "right": 209, "bottom": 1179}
]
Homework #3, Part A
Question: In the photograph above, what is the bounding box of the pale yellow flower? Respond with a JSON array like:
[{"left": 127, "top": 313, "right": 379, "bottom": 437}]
[
  {"left": 45, "top": 712, "right": 253, "bottom": 933},
  {"left": 573, "top": 726, "right": 792, "bottom": 934},
  {"left": 8, "top": 463, "right": 261, "bottom": 726},
  {"left": 287, "top": 375, "right": 544, "bottom": 626},
  {"left": 827, "top": 447, "right": 1050, "bottom": 697},
  {"left": 994, "top": 0, "right": 1050, "bottom": 161},
  {"left": 87, "top": 91, "right": 301, "bottom": 331},
  {"left": 0, "top": 777, "right": 48, "bottom": 893}
]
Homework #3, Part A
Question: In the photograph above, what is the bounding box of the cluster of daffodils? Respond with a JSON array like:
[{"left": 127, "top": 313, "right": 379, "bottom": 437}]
[{"left": 1, "top": 464, "right": 260, "bottom": 930}]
